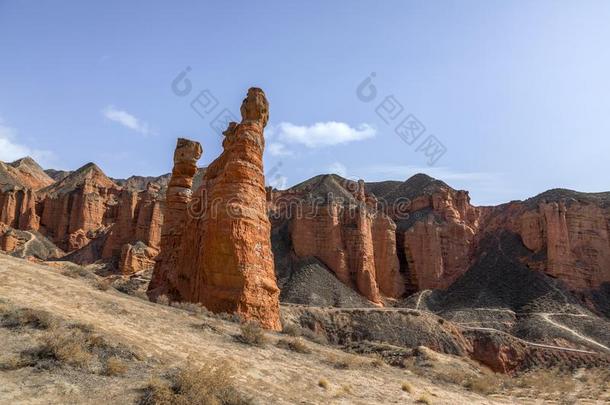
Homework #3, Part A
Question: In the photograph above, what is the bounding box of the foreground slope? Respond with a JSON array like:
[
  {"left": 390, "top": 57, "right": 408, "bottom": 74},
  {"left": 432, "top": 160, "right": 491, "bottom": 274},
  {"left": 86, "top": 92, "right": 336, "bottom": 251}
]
[{"left": 0, "top": 254, "right": 520, "bottom": 405}]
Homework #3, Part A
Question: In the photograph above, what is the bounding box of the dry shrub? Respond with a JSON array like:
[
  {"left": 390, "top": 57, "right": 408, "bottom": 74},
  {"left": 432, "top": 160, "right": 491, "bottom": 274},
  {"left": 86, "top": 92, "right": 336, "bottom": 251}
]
[
  {"left": 401, "top": 382, "right": 414, "bottom": 393},
  {"left": 281, "top": 323, "right": 302, "bottom": 337},
  {"left": 171, "top": 301, "right": 210, "bottom": 316},
  {"left": 276, "top": 338, "right": 311, "bottom": 354},
  {"left": 300, "top": 327, "right": 328, "bottom": 345},
  {"left": 0, "top": 355, "right": 28, "bottom": 371},
  {"left": 30, "top": 327, "right": 95, "bottom": 368},
  {"left": 463, "top": 372, "right": 508, "bottom": 395},
  {"left": 95, "top": 278, "right": 112, "bottom": 291},
  {"left": 104, "top": 356, "right": 129, "bottom": 376},
  {"left": 416, "top": 394, "right": 433, "bottom": 404},
  {"left": 140, "top": 360, "right": 251, "bottom": 405},
  {"left": 22, "top": 321, "right": 134, "bottom": 372},
  {"left": 575, "top": 367, "right": 610, "bottom": 399},
  {"left": 236, "top": 321, "right": 267, "bottom": 346},
  {"left": 318, "top": 379, "right": 329, "bottom": 389},
  {"left": 326, "top": 353, "right": 373, "bottom": 369},
  {"left": 0, "top": 306, "right": 57, "bottom": 330},
  {"left": 514, "top": 368, "right": 576, "bottom": 395}
]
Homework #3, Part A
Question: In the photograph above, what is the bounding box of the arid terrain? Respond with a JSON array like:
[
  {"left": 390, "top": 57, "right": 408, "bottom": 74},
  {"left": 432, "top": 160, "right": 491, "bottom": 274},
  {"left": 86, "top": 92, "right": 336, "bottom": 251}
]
[
  {"left": 2, "top": 254, "right": 609, "bottom": 404},
  {"left": 1, "top": 89, "right": 609, "bottom": 404}
]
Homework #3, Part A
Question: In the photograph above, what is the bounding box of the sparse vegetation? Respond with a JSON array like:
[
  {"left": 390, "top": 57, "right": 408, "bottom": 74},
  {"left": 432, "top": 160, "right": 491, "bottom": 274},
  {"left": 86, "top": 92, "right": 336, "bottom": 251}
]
[
  {"left": 300, "top": 327, "right": 328, "bottom": 345},
  {"left": 281, "top": 322, "right": 302, "bottom": 337},
  {"left": 156, "top": 295, "right": 170, "bottom": 306},
  {"left": 276, "top": 337, "right": 311, "bottom": 354},
  {"left": 95, "top": 278, "right": 112, "bottom": 291},
  {"left": 416, "top": 394, "right": 432, "bottom": 404},
  {"left": 170, "top": 301, "right": 210, "bottom": 316},
  {"left": 235, "top": 321, "right": 267, "bottom": 346},
  {"left": 326, "top": 352, "right": 380, "bottom": 369},
  {"left": 104, "top": 356, "right": 129, "bottom": 376},
  {"left": 140, "top": 361, "right": 252, "bottom": 405},
  {"left": 401, "top": 382, "right": 413, "bottom": 393},
  {"left": 0, "top": 305, "right": 57, "bottom": 329},
  {"left": 0, "top": 303, "right": 136, "bottom": 373}
]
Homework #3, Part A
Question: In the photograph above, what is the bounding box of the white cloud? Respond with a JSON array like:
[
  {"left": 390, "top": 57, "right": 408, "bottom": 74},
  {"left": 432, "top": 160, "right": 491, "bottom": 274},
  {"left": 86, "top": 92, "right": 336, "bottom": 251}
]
[
  {"left": 267, "top": 142, "right": 293, "bottom": 157},
  {"left": 0, "top": 119, "right": 55, "bottom": 165},
  {"left": 328, "top": 162, "right": 348, "bottom": 177},
  {"left": 268, "top": 175, "right": 288, "bottom": 190},
  {"left": 102, "top": 105, "right": 152, "bottom": 135},
  {"left": 275, "top": 121, "right": 376, "bottom": 148}
]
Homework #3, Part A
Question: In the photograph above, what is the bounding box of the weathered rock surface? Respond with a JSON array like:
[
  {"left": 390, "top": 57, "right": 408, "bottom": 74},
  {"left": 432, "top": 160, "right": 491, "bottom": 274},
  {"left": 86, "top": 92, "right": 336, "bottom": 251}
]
[
  {"left": 118, "top": 241, "right": 158, "bottom": 274},
  {"left": 150, "top": 88, "right": 281, "bottom": 330},
  {"left": 148, "top": 137, "right": 203, "bottom": 296},
  {"left": 0, "top": 157, "right": 54, "bottom": 191}
]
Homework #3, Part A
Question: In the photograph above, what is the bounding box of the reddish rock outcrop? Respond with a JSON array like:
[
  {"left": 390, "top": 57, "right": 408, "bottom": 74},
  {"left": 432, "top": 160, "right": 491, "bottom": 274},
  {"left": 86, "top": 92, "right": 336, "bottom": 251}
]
[
  {"left": 150, "top": 88, "right": 281, "bottom": 330},
  {"left": 119, "top": 242, "right": 158, "bottom": 274},
  {"left": 148, "top": 137, "right": 203, "bottom": 295},
  {"left": 38, "top": 163, "right": 119, "bottom": 250},
  {"left": 0, "top": 188, "right": 40, "bottom": 230}
]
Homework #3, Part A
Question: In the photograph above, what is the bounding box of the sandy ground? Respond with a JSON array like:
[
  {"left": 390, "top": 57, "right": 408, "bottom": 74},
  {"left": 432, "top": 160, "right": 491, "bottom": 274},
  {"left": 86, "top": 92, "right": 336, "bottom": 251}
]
[{"left": 0, "top": 254, "right": 552, "bottom": 404}]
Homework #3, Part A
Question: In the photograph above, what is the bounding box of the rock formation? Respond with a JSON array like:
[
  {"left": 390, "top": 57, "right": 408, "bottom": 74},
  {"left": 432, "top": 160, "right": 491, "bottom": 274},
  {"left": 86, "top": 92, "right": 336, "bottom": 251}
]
[
  {"left": 149, "top": 88, "right": 281, "bottom": 330},
  {"left": 148, "top": 137, "right": 203, "bottom": 294}
]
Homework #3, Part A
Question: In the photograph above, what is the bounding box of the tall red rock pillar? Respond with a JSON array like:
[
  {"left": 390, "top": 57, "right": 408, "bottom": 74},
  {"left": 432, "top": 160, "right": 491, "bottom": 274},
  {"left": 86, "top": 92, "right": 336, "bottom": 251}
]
[
  {"left": 148, "top": 138, "right": 203, "bottom": 298},
  {"left": 178, "top": 88, "right": 281, "bottom": 330}
]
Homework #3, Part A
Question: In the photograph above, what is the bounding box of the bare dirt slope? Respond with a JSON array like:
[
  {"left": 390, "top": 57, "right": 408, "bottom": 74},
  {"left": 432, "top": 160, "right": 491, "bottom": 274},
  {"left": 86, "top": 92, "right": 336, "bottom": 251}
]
[{"left": 0, "top": 253, "right": 524, "bottom": 405}]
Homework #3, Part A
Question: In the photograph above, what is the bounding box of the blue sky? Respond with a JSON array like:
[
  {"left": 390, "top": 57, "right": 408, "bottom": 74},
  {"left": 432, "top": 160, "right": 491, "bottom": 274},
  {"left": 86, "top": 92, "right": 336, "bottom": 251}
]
[{"left": 1, "top": 1, "right": 609, "bottom": 205}]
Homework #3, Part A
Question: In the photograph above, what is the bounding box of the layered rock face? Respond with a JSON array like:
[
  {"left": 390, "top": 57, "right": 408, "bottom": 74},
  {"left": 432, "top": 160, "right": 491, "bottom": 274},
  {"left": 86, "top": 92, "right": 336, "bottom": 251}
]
[
  {"left": 483, "top": 192, "right": 610, "bottom": 291},
  {"left": 271, "top": 174, "right": 478, "bottom": 304},
  {"left": 102, "top": 183, "right": 164, "bottom": 273},
  {"left": 288, "top": 192, "right": 385, "bottom": 304},
  {"left": 150, "top": 88, "right": 281, "bottom": 330},
  {"left": 0, "top": 159, "right": 165, "bottom": 271},
  {"left": 148, "top": 138, "right": 203, "bottom": 293},
  {"left": 398, "top": 187, "right": 484, "bottom": 291}
]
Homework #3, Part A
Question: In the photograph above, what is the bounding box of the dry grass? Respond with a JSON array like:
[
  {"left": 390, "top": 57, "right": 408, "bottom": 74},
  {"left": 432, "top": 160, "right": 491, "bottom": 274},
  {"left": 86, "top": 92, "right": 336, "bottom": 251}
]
[
  {"left": 416, "top": 394, "right": 433, "bottom": 404},
  {"left": 156, "top": 295, "right": 170, "bottom": 306},
  {"left": 463, "top": 372, "right": 508, "bottom": 395},
  {"left": 95, "top": 278, "right": 112, "bottom": 291},
  {"left": 512, "top": 368, "right": 576, "bottom": 397},
  {"left": 276, "top": 338, "right": 311, "bottom": 354},
  {"left": 281, "top": 322, "right": 301, "bottom": 337},
  {"left": 300, "top": 327, "right": 328, "bottom": 345},
  {"left": 104, "top": 356, "right": 129, "bottom": 376},
  {"left": 170, "top": 301, "right": 210, "bottom": 316},
  {"left": 401, "top": 382, "right": 414, "bottom": 393},
  {"left": 140, "top": 360, "right": 251, "bottom": 405},
  {"left": 318, "top": 378, "right": 329, "bottom": 389},
  {"left": 326, "top": 352, "right": 380, "bottom": 370},
  {"left": 574, "top": 368, "right": 610, "bottom": 399},
  {"left": 0, "top": 305, "right": 57, "bottom": 330},
  {"left": 235, "top": 321, "right": 267, "bottom": 346},
  {"left": 0, "top": 303, "right": 136, "bottom": 373}
]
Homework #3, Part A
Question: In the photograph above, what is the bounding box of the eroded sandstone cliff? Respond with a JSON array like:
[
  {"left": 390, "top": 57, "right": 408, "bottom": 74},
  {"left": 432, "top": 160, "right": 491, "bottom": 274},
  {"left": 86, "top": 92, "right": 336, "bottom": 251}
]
[{"left": 149, "top": 88, "right": 281, "bottom": 330}]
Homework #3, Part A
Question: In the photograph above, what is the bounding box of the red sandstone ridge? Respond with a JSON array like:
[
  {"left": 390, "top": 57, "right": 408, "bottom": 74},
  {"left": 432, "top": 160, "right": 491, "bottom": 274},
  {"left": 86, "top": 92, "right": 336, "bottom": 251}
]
[
  {"left": 149, "top": 88, "right": 281, "bottom": 330},
  {"left": 0, "top": 157, "right": 54, "bottom": 191},
  {"left": 481, "top": 189, "right": 610, "bottom": 292}
]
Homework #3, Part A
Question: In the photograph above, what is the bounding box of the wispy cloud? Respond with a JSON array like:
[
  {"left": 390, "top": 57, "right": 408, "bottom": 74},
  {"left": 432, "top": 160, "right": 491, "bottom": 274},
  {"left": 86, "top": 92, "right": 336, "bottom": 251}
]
[
  {"left": 275, "top": 121, "right": 376, "bottom": 148},
  {"left": 102, "top": 105, "right": 153, "bottom": 135},
  {"left": 267, "top": 142, "right": 294, "bottom": 157},
  {"left": 0, "top": 118, "right": 56, "bottom": 165}
]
